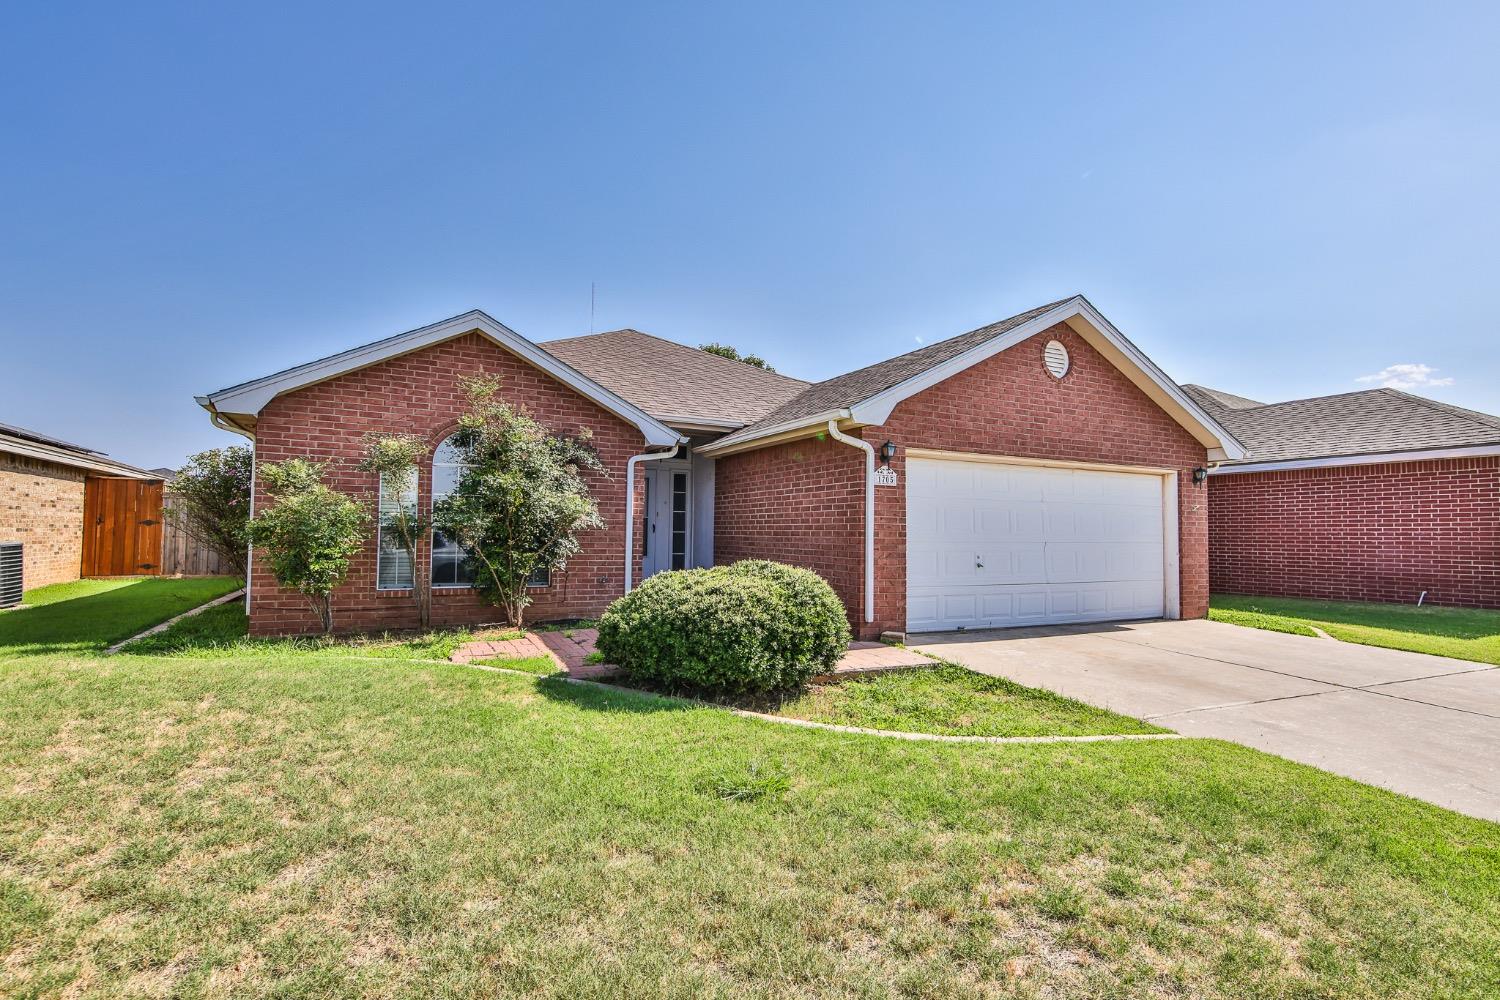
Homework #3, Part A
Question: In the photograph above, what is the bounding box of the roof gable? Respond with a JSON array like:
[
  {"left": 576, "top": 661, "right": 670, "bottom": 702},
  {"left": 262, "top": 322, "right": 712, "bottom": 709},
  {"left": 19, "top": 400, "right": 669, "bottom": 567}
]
[
  {"left": 541, "top": 329, "right": 808, "bottom": 428},
  {"left": 703, "top": 296, "right": 1245, "bottom": 460},
  {"left": 199, "top": 310, "right": 681, "bottom": 448}
]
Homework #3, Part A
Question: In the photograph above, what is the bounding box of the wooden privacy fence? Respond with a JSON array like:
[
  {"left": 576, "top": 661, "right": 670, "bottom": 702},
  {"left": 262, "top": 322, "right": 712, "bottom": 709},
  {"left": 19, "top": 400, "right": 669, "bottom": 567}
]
[
  {"left": 81, "top": 477, "right": 235, "bottom": 578},
  {"left": 159, "top": 496, "right": 234, "bottom": 576}
]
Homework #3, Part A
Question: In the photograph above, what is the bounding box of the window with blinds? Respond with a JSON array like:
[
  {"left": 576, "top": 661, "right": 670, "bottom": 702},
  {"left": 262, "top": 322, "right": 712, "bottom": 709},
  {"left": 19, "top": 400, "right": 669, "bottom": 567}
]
[{"left": 376, "top": 471, "right": 417, "bottom": 590}]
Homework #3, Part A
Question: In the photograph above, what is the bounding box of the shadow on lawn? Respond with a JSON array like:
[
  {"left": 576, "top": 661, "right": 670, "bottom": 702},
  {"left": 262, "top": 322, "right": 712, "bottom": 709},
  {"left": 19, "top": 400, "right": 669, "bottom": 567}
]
[
  {"left": 0, "top": 578, "right": 243, "bottom": 656},
  {"left": 533, "top": 673, "right": 697, "bottom": 715}
]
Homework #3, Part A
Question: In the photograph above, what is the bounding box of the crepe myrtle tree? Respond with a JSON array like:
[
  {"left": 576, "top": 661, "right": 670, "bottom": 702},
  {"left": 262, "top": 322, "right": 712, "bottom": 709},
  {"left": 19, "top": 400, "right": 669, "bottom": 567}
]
[
  {"left": 358, "top": 433, "right": 433, "bottom": 628},
  {"left": 247, "top": 458, "right": 370, "bottom": 634},
  {"left": 432, "top": 375, "right": 605, "bottom": 626},
  {"left": 165, "top": 445, "right": 253, "bottom": 577}
]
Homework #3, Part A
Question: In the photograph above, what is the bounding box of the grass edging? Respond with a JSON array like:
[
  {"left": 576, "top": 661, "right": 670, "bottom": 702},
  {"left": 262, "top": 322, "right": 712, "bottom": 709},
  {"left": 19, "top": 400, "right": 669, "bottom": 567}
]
[
  {"left": 103, "top": 587, "right": 247, "bottom": 655},
  {"left": 451, "top": 657, "right": 1187, "bottom": 745}
]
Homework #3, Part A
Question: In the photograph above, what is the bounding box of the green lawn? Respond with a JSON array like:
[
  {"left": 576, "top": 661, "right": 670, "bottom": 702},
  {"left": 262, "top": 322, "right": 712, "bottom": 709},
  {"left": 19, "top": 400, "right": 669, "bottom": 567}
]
[
  {"left": 1211, "top": 594, "right": 1500, "bottom": 666},
  {"left": 0, "top": 577, "right": 242, "bottom": 655},
  {"left": 765, "top": 665, "right": 1166, "bottom": 737},
  {"left": 474, "top": 654, "right": 561, "bottom": 675},
  {"left": 2, "top": 583, "right": 1498, "bottom": 997}
]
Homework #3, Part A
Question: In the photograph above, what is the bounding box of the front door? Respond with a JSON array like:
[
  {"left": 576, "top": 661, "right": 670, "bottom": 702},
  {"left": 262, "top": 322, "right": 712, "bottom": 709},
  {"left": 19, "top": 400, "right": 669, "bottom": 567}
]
[{"left": 642, "top": 463, "right": 691, "bottom": 578}]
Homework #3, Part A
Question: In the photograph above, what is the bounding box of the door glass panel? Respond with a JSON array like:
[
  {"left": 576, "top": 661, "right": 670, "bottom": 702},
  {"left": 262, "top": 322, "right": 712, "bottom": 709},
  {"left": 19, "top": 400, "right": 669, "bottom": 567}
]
[{"left": 671, "top": 472, "right": 688, "bottom": 570}]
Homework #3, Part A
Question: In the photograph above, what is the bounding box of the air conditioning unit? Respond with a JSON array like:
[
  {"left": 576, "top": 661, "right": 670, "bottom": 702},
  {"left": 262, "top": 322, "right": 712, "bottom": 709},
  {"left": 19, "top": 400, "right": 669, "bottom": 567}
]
[{"left": 0, "top": 542, "right": 21, "bottom": 609}]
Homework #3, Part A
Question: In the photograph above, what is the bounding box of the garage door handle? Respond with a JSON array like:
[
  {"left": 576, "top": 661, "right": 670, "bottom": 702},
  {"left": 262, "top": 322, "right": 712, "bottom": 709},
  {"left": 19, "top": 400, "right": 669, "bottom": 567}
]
[{"left": 975, "top": 555, "right": 984, "bottom": 569}]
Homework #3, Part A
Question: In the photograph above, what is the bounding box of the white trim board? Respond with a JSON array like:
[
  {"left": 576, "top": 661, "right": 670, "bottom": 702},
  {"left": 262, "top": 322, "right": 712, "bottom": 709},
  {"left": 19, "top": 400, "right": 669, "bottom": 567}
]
[
  {"left": 199, "top": 310, "right": 681, "bottom": 448},
  {"left": 1210, "top": 443, "right": 1500, "bottom": 475}
]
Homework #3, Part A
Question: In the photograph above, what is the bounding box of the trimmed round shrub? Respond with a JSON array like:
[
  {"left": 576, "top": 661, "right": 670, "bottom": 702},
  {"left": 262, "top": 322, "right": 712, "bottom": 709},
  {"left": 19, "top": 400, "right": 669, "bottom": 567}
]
[{"left": 597, "top": 560, "right": 851, "bottom": 694}]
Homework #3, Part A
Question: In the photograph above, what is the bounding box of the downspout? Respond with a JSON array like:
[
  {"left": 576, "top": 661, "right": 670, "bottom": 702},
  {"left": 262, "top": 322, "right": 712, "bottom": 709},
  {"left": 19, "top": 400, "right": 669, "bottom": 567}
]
[
  {"left": 624, "top": 444, "right": 681, "bottom": 594},
  {"left": 244, "top": 440, "right": 255, "bottom": 614},
  {"left": 201, "top": 400, "right": 256, "bottom": 613},
  {"left": 827, "top": 419, "right": 875, "bottom": 624}
]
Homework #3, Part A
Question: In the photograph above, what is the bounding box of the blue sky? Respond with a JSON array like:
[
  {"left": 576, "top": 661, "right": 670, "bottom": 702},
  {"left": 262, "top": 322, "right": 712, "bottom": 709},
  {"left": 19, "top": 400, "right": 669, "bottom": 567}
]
[{"left": 3, "top": 2, "right": 1497, "bottom": 468}]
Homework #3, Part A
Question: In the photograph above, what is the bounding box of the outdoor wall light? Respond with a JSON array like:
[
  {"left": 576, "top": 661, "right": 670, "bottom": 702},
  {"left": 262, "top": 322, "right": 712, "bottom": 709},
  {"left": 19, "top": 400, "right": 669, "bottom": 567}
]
[
  {"left": 879, "top": 440, "right": 897, "bottom": 464},
  {"left": 1192, "top": 466, "right": 1208, "bottom": 486}
]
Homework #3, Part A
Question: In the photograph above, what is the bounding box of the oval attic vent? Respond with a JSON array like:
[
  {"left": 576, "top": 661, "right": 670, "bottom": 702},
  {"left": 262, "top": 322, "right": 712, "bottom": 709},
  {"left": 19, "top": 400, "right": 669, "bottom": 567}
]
[{"left": 1043, "top": 339, "right": 1069, "bottom": 379}]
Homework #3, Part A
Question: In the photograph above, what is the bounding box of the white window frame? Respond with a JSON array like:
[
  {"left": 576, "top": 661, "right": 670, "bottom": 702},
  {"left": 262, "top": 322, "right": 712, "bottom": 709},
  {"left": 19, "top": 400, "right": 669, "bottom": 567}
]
[
  {"left": 376, "top": 470, "right": 417, "bottom": 591},
  {"left": 431, "top": 435, "right": 473, "bottom": 590}
]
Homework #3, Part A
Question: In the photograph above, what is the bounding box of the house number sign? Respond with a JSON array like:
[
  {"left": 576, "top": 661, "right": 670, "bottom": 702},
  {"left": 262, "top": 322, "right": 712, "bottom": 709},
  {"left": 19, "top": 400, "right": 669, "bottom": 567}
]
[{"left": 874, "top": 466, "right": 898, "bottom": 487}]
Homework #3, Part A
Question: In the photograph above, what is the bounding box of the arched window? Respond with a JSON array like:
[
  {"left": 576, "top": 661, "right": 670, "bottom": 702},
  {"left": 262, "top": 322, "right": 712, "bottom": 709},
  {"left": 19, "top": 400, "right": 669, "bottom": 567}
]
[{"left": 431, "top": 435, "right": 475, "bottom": 588}]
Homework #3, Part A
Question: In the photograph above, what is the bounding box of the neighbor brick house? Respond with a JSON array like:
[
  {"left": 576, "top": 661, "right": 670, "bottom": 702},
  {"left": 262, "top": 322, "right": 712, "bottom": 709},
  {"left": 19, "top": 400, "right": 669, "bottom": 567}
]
[
  {"left": 0, "top": 422, "right": 157, "bottom": 590},
  {"left": 199, "top": 296, "right": 1245, "bottom": 637},
  {"left": 1185, "top": 385, "right": 1500, "bottom": 609}
]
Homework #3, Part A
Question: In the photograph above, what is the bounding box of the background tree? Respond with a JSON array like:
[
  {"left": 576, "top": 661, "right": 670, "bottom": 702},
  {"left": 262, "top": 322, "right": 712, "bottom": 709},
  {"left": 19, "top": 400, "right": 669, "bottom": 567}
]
[
  {"left": 358, "top": 433, "right": 432, "bottom": 628},
  {"left": 164, "top": 445, "right": 253, "bottom": 577},
  {"left": 698, "top": 342, "right": 775, "bottom": 372},
  {"left": 432, "top": 376, "right": 605, "bottom": 626},
  {"left": 247, "top": 459, "right": 369, "bottom": 634}
]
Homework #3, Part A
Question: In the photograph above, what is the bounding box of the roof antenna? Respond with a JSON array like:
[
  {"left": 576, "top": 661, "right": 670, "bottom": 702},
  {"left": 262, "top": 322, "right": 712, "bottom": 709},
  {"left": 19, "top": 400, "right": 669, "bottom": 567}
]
[{"left": 590, "top": 281, "right": 596, "bottom": 335}]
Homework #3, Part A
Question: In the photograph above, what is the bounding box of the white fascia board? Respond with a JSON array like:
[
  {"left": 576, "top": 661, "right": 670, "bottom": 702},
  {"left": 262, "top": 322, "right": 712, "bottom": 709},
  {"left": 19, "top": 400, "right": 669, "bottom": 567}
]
[
  {"left": 658, "top": 415, "right": 746, "bottom": 432},
  {"left": 201, "top": 310, "right": 681, "bottom": 448},
  {"left": 0, "top": 436, "right": 156, "bottom": 479},
  {"left": 1210, "top": 443, "right": 1500, "bottom": 475},
  {"left": 696, "top": 409, "right": 852, "bottom": 456},
  {"left": 849, "top": 296, "right": 1248, "bottom": 460}
]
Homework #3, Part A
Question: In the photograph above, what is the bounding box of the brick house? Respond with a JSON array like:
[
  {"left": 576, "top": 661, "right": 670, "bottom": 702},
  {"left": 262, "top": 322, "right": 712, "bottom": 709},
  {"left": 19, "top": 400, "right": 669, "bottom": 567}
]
[
  {"left": 198, "top": 296, "right": 1246, "bottom": 637},
  {"left": 0, "top": 422, "right": 157, "bottom": 590},
  {"left": 1185, "top": 385, "right": 1500, "bottom": 609}
]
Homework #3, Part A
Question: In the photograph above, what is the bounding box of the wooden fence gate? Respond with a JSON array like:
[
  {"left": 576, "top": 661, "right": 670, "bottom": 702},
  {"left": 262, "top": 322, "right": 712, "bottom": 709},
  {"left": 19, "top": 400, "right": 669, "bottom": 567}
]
[{"left": 82, "top": 477, "right": 165, "bottom": 576}]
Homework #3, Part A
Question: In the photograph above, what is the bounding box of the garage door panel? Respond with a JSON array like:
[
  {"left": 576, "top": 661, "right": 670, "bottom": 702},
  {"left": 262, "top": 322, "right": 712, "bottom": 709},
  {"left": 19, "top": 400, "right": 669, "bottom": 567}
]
[
  {"left": 1039, "top": 468, "right": 1075, "bottom": 501},
  {"left": 1045, "top": 542, "right": 1164, "bottom": 583},
  {"left": 936, "top": 463, "right": 976, "bottom": 497},
  {"left": 979, "top": 544, "right": 1046, "bottom": 584},
  {"left": 1102, "top": 505, "right": 1160, "bottom": 541},
  {"left": 908, "top": 582, "right": 1157, "bottom": 630},
  {"left": 908, "top": 460, "right": 942, "bottom": 497},
  {"left": 907, "top": 458, "right": 1167, "bottom": 632},
  {"left": 937, "top": 503, "right": 975, "bottom": 539}
]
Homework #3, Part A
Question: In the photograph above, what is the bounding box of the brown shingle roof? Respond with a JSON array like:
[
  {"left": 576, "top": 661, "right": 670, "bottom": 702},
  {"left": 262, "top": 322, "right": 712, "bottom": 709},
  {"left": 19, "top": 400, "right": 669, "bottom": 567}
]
[
  {"left": 711, "top": 298, "right": 1074, "bottom": 447},
  {"left": 540, "top": 329, "right": 809, "bottom": 427},
  {"left": 1182, "top": 384, "right": 1500, "bottom": 464}
]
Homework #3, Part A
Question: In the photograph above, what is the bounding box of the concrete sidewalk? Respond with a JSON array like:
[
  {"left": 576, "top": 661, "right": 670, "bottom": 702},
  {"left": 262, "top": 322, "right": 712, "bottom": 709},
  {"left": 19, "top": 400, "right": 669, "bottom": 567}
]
[{"left": 914, "top": 618, "right": 1500, "bottom": 822}]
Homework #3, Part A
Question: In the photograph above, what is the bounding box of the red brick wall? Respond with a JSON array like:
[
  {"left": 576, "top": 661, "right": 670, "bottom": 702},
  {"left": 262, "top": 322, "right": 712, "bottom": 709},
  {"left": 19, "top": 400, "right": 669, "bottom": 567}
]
[
  {"left": 1208, "top": 457, "right": 1500, "bottom": 609},
  {"left": 714, "top": 322, "right": 1211, "bottom": 637},
  {"left": 249, "top": 331, "right": 647, "bottom": 635},
  {"left": 712, "top": 435, "right": 865, "bottom": 631}
]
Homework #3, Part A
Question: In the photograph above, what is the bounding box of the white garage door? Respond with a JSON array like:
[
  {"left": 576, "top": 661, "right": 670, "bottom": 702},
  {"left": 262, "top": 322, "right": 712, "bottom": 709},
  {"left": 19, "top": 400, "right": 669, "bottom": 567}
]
[{"left": 906, "top": 457, "right": 1167, "bottom": 633}]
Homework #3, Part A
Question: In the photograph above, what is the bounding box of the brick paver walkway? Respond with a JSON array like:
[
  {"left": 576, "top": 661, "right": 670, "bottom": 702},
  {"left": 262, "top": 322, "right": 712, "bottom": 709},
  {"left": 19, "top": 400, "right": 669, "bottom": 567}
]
[
  {"left": 449, "top": 632, "right": 554, "bottom": 665},
  {"left": 450, "top": 628, "right": 931, "bottom": 682}
]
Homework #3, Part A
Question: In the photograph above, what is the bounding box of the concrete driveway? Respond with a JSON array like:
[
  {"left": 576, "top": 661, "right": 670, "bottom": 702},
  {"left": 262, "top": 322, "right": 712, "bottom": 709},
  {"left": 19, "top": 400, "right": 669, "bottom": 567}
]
[{"left": 914, "top": 619, "right": 1500, "bottom": 822}]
